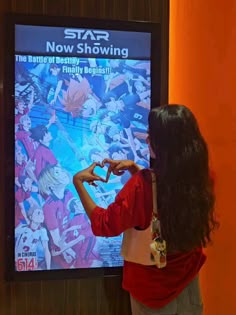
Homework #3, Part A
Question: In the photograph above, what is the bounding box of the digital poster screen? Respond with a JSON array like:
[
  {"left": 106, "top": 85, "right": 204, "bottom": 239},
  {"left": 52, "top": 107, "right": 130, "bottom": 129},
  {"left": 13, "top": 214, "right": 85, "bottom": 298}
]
[{"left": 14, "top": 23, "right": 152, "bottom": 272}]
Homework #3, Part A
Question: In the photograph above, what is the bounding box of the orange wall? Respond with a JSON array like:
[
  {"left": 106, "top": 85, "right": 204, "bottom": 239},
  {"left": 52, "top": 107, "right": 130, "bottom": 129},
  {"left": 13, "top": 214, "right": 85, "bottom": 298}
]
[{"left": 169, "top": 1, "right": 236, "bottom": 314}]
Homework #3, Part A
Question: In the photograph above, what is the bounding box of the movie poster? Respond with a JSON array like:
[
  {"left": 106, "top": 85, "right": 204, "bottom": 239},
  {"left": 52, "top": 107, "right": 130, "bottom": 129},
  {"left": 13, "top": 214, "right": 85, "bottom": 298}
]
[{"left": 14, "top": 25, "right": 151, "bottom": 271}]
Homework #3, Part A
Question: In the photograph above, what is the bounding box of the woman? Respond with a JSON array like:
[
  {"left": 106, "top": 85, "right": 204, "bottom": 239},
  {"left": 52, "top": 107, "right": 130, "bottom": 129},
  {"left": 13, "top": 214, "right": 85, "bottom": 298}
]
[{"left": 73, "top": 104, "right": 218, "bottom": 315}]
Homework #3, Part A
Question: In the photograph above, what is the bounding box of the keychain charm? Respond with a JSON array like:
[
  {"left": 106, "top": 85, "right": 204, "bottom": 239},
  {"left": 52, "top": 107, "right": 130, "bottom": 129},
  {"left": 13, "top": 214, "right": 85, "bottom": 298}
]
[
  {"left": 150, "top": 171, "right": 167, "bottom": 268},
  {"left": 150, "top": 237, "right": 167, "bottom": 269}
]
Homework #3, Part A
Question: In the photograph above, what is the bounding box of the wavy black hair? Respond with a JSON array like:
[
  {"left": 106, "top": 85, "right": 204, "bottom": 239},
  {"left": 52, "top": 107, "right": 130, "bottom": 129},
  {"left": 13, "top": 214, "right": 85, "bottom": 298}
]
[{"left": 148, "top": 104, "right": 218, "bottom": 251}]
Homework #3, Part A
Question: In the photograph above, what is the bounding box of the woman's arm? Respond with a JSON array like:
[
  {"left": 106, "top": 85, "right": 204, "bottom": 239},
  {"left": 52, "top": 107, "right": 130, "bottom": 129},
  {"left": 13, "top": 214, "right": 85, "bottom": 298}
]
[
  {"left": 73, "top": 162, "right": 147, "bottom": 237},
  {"left": 73, "top": 179, "right": 97, "bottom": 219},
  {"left": 73, "top": 163, "right": 106, "bottom": 218}
]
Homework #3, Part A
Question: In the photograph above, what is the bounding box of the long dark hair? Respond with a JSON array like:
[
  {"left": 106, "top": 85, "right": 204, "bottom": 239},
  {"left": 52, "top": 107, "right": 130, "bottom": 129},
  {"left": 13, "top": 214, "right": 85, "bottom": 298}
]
[{"left": 148, "top": 105, "right": 218, "bottom": 251}]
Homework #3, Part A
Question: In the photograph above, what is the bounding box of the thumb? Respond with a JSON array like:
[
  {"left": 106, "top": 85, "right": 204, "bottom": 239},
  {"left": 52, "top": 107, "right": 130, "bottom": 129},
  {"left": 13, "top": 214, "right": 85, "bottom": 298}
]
[{"left": 102, "top": 158, "right": 113, "bottom": 166}]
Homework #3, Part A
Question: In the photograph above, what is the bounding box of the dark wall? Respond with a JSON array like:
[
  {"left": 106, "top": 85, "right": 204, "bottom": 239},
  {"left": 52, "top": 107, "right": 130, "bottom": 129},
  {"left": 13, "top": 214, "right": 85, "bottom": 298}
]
[{"left": 0, "top": 1, "right": 169, "bottom": 314}]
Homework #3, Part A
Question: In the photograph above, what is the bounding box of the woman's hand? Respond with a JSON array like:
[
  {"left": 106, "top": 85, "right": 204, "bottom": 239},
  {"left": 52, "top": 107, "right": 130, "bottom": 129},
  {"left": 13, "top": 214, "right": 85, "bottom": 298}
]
[
  {"left": 102, "top": 159, "right": 140, "bottom": 176},
  {"left": 73, "top": 162, "right": 105, "bottom": 186}
]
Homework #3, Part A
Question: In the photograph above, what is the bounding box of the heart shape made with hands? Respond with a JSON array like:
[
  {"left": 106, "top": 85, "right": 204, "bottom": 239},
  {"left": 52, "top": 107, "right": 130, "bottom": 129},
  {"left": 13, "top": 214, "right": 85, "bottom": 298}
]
[{"left": 93, "top": 163, "right": 112, "bottom": 183}]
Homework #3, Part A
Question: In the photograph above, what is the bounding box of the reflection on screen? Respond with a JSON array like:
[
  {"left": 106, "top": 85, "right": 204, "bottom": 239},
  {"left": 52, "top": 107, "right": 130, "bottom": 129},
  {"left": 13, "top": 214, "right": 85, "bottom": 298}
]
[{"left": 14, "top": 25, "right": 151, "bottom": 271}]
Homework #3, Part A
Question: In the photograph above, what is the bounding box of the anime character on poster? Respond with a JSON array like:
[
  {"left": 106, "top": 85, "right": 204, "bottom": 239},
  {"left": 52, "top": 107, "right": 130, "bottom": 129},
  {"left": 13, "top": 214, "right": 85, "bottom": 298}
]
[{"left": 15, "top": 207, "right": 51, "bottom": 271}]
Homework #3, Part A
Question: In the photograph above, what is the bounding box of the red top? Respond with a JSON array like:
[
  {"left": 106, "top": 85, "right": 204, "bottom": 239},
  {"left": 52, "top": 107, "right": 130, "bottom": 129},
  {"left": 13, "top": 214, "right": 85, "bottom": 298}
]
[
  {"left": 33, "top": 144, "right": 58, "bottom": 178},
  {"left": 15, "top": 160, "right": 27, "bottom": 178},
  {"left": 16, "top": 130, "right": 35, "bottom": 159},
  {"left": 15, "top": 188, "right": 31, "bottom": 225},
  {"left": 15, "top": 107, "right": 29, "bottom": 125},
  {"left": 90, "top": 169, "right": 206, "bottom": 309},
  {"left": 43, "top": 189, "right": 73, "bottom": 233}
]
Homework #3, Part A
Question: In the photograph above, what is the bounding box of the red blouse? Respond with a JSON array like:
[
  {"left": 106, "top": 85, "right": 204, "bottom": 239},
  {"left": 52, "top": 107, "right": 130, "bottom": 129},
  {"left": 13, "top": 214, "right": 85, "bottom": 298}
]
[{"left": 90, "top": 169, "right": 206, "bottom": 309}]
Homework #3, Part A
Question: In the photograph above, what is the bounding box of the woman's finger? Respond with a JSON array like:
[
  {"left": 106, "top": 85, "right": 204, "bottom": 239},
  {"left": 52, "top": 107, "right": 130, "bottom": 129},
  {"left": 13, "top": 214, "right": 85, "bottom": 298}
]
[
  {"left": 94, "top": 175, "right": 107, "bottom": 182},
  {"left": 89, "top": 162, "right": 99, "bottom": 171},
  {"left": 89, "top": 181, "right": 97, "bottom": 187},
  {"left": 102, "top": 158, "right": 113, "bottom": 167},
  {"left": 113, "top": 170, "right": 125, "bottom": 176}
]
